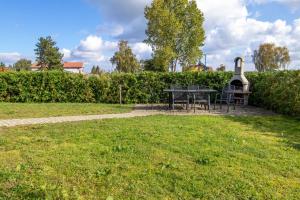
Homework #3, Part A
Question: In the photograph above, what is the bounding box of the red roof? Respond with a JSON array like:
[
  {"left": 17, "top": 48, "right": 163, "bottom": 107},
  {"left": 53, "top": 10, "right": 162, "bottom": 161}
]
[
  {"left": 31, "top": 63, "right": 40, "bottom": 69},
  {"left": 64, "top": 62, "right": 84, "bottom": 69},
  {"left": 31, "top": 62, "right": 84, "bottom": 69}
]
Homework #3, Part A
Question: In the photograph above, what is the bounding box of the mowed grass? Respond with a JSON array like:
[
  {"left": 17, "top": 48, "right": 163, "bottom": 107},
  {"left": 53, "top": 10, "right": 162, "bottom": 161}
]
[
  {"left": 0, "top": 115, "right": 299, "bottom": 199},
  {"left": 0, "top": 103, "right": 133, "bottom": 119}
]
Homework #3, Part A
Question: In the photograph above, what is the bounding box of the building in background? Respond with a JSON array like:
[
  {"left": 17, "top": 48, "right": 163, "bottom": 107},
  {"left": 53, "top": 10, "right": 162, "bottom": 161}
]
[
  {"left": 31, "top": 62, "right": 84, "bottom": 73},
  {"left": 0, "top": 66, "right": 10, "bottom": 72}
]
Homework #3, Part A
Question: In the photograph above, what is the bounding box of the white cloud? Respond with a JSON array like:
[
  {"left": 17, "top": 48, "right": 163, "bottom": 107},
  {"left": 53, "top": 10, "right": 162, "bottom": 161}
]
[
  {"left": 87, "top": 0, "right": 151, "bottom": 41},
  {"left": 0, "top": 52, "right": 22, "bottom": 64},
  {"left": 61, "top": 48, "right": 71, "bottom": 59},
  {"left": 63, "top": 35, "right": 118, "bottom": 65},
  {"left": 195, "top": 0, "right": 300, "bottom": 70},
  {"left": 131, "top": 42, "right": 152, "bottom": 60},
  {"left": 63, "top": 35, "right": 152, "bottom": 71}
]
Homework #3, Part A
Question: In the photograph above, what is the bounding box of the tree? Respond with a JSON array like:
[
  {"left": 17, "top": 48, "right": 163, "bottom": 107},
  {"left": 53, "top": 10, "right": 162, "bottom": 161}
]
[
  {"left": 253, "top": 43, "right": 290, "bottom": 72},
  {"left": 142, "top": 58, "right": 166, "bottom": 72},
  {"left": 34, "top": 36, "right": 64, "bottom": 70},
  {"left": 91, "top": 66, "right": 97, "bottom": 74},
  {"left": 216, "top": 64, "right": 226, "bottom": 72},
  {"left": 110, "top": 40, "right": 141, "bottom": 73},
  {"left": 0, "top": 62, "right": 5, "bottom": 67},
  {"left": 13, "top": 59, "right": 32, "bottom": 71},
  {"left": 145, "top": 0, "right": 205, "bottom": 72},
  {"left": 91, "top": 65, "right": 104, "bottom": 75},
  {"left": 182, "top": 64, "right": 205, "bottom": 72}
]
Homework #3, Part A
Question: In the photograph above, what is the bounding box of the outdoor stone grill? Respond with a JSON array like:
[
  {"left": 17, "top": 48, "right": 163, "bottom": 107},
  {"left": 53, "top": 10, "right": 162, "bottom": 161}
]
[{"left": 229, "top": 57, "right": 250, "bottom": 105}]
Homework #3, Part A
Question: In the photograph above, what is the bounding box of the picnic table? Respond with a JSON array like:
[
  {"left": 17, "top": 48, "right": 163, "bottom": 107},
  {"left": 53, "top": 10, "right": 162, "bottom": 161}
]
[{"left": 163, "top": 89, "right": 218, "bottom": 111}]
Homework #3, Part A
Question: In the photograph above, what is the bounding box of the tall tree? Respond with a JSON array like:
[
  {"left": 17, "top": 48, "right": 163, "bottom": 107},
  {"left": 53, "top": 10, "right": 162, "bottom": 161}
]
[
  {"left": 34, "top": 36, "right": 64, "bottom": 70},
  {"left": 145, "top": 0, "right": 205, "bottom": 72},
  {"left": 253, "top": 43, "right": 291, "bottom": 72},
  {"left": 110, "top": 40, "right": 141, "bottom": 73},
  {"left": 0, "top": 62, "right": 5, "bottom": 67},
  {"left": 91, "top": 66, "right": 96, "bottom": 74},
  {"left": 95, "top": 66, "right": 100, "bottom": 74},
  {"left": 13, "top": 59, "right": 32, "bottom": 71}
]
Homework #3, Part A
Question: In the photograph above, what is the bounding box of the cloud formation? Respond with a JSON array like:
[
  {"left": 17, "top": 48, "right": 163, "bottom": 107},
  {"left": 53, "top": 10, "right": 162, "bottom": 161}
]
[
  {"left": 196, "top": 0, "right": 300, "bottom": 69},
  {"left": 63, "top": 35, "right": 152, "bottom": 71},
  {"left": 0, "top": 52, "right": 22, "bottom": 64},
  {"left": 87, "top": 0, "right": 151, "bottom": 41}
]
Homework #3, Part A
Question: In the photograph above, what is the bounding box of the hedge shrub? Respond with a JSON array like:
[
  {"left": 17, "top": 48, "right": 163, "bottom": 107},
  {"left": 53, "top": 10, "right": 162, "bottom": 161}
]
[
  {"left": 0, "top": 70, "right": 299, "bottom": 116},
  {"left": 247, "top": 70, "right": 300, "bottom": 116}
]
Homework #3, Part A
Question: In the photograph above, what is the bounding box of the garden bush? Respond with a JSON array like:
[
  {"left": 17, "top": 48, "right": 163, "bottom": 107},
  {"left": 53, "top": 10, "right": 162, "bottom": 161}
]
[
  {"left": 0, "top": 70, "right": 299, "bottom": 116},
  {"left": 247, "top": 70, "right": 300, "bottom": 116}
]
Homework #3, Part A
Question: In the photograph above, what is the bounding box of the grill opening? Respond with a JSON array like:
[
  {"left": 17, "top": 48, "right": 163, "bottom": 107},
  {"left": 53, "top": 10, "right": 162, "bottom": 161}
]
[{"left": 230, "top": 80, "right": 243, "bottom": 91}]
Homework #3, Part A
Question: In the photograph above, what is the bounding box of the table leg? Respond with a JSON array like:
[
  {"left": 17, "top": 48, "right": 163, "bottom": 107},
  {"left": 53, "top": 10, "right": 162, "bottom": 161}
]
[
  {"left": 168, "top": 92, "right": 172, "bottom": 109},
  {"left": 172, "top": 92, "right": 175, "bottom": 110},
  {"left": 208, "top": 93, "right": 211, "bottom": 112},
  {"left": 187, "top": 94, "right": 189, "bottom": 111}
]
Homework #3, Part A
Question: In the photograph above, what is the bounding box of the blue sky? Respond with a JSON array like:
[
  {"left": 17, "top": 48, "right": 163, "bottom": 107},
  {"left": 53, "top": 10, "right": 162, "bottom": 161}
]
[{"left": 0, "top": 0, "right": 300, "bottom": 71}]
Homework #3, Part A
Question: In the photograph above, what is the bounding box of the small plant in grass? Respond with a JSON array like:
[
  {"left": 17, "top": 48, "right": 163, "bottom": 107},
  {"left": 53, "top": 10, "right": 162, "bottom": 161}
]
[
  {"left": 195, "top": 157, "right": 211, "bottom": 165},
  {"left": 95, "top": 168, "right": 112, "bottom": 177},
  {"left": 112, "top": 145, "right": 127, "bottom": 152}
]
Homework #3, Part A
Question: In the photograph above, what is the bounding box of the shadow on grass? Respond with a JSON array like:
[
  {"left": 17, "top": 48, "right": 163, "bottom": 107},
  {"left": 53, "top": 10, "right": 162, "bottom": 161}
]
[{"left": 224, "top": 115, "right": 300, "bottom": 150}]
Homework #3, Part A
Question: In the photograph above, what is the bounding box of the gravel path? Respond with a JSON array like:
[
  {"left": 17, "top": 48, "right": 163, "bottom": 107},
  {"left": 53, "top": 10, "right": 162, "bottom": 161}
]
[
  {"left": 0, "top": 111, "right": 155, "bottom": 128},
  {"left": 0, "top": 104, "right": 275, "bottom": 128}
]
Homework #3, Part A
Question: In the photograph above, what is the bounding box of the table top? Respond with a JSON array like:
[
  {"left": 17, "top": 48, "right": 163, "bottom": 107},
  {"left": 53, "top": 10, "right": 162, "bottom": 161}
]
[
  {"left": 225, "top": 90, "right": 252, "bottom": 94},
  {"left": 164, "top": 89, "right": 217, "bottom": 93}
]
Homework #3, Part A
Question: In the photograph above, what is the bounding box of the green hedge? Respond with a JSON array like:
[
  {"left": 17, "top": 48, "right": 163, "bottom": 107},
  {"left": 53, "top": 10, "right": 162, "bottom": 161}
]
[
  {"left": 247, "top": 70, "right": 300, "bottom": 116},
  {"left": 0, "top": 70, "right": 299, "bottom": 116}
]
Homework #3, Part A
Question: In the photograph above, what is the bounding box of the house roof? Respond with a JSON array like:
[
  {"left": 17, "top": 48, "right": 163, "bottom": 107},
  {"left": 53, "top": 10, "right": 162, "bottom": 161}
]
[
  {"left": 64, "top": 62, "right": 84, "bottom": 69},
  {"left": 0, "top": 67, "right": 10, "bottom": 72},
  {"left": 31, "top": 62, "right": 84, "bottom": 69},
  {"left": 31, "top": 63, "right": 40, "bottom": 69}
]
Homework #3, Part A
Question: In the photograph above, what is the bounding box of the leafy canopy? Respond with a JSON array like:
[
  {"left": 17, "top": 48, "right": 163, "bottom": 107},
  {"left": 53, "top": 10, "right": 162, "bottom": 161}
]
[
  {"left": 13, "top": 59, "right": 32, "bottom": 71},
  {"left": 142, "top": 58, "right": 167, "bottom": 72},
  {"left": 145, "top": 0, "right": 205, "bottom": 72},
  {"left": 253, "top": 43, "right": 291, "bottom": 72},
  {"left": 110, "top": 40, "right": 141, "bottom": 73},
  {"left": 34, "top": 36, "right": 64, "bottom": 70}
]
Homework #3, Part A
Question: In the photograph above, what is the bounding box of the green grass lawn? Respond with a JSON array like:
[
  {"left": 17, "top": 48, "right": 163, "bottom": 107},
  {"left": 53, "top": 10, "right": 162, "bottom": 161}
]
[
  {"left": 0, "top": 115, "right": 299, "bottom": 199},
  {"left": 0, "top": 103, "right": 133, "bottom": 119}
]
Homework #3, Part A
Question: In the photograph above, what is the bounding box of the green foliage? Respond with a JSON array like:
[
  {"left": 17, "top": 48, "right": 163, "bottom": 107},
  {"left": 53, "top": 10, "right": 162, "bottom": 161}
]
[
  {"left": 91, "top": 65, "right": 104, "bottom": 75},
  {"left": 248, "top": 70, "right": 300, "bottom": 116},
  {"left": 34, "top": 36, "right": 64, "bottom": 70},
  {"left": 0, "top": 70, "right": 299, "bottom": 116},
  {"left": 145, "top": 0, "right": 205, "bottom": 71},
  {"left": 0, "top": 71, "right": 93, "bottom": 103},
  {"left": 0, "top": 62, "right": 5, "bottom": 67},
  {"left": 13, "top": 59, "right": 32, "bottom": 71},
  {"left": 253, "top": 43, "right": 291, "bottom": 72},
  {"left": 110, "top": 40, "right": 141, "bottom": 73},
  {"left": 142, "top": 59, "right": 166, "bottom": 72}
]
